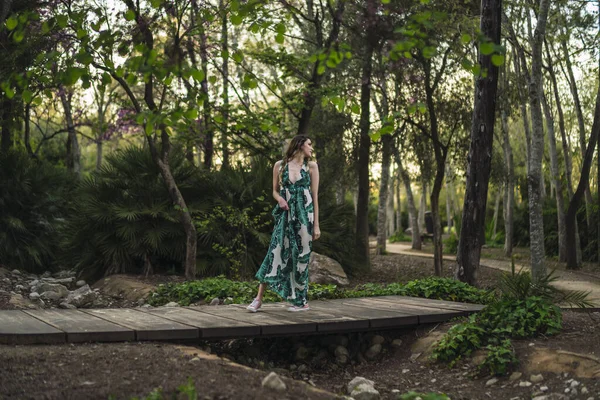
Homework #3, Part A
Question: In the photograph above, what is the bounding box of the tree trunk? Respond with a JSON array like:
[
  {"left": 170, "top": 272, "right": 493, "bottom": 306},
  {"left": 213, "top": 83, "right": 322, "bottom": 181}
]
[
  {"left": 542, "top": 86, "right": 567, "bottom": 262},
  {"left": 59, "top": 88, "right": 81, "bottom": 177},
  {"left": 396, "top": 171, "right": 402, "bottom": 234},
  {"left": 513, "top": 49, "right": 532, "bottom": 170},
  {"left": 501, "top": 109, "right": 514, "bottom": 256},
  {"left": 456, "top": 0, "right": 502, "bottom": 285},
  {"left": 199, "top": 22, "right": 212, "bottom": 169},
  {"left": 220, "top": 0, "right": 230, "bottom": 169},
  {"left": 0, "top": 97, "right": 14, "bottom": 152},
  {"left": 526, "top": 0, "right": 551, "bottom": 282},
  {"left": 396, "top": 150, "right": 421, "bottom": 249},
  {"left": 492, "top": 188, "right": 501, "bottom": 240},
  {"left": 561, "top": 31, "right": 593, "bottom": 229},
  {"left": 355, "top": 2, "right": 377, "bottom": 268},
  {"left": 376, "top": 134, "right": 393, "bottom": 255},
  {"left": 96, "top": 141, "right": 103, "bottom": 170},
  {"left": 24, "top": 104, "right": 35, "bottom": 158},
  {"left": 387, "top": 170, "right": 395, "bottom": 237},
  {"left": 431, "top": 160, "right": 446, "bottom": 276},
  {"left": 419, "top": 179, "right": 427, "bottom": 233}
]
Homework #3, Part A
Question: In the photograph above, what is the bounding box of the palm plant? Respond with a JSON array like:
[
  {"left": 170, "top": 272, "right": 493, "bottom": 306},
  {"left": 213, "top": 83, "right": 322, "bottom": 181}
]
[{"left": 0, "top": 150, "right": 74, "bottom": 273}]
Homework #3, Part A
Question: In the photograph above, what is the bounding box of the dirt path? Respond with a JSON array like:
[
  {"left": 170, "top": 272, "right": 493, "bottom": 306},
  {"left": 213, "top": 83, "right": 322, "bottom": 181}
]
[{"left": 386, "top": 242, "right": 600, "bottom": 306}]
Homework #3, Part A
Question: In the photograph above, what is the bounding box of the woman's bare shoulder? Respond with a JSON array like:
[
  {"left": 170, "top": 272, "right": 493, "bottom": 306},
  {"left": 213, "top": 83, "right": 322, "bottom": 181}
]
[
  {"left": 308, "top": 161, "right": 319, "bottom": 169},
  {"left": 274, "top": 160, "right": 283, "bottom": 169}
]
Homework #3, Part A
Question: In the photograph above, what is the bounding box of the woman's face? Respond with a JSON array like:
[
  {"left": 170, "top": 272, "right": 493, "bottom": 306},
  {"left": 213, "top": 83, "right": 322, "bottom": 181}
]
[{"left": 299, "top": 139, "right": 313, "bottom": 158}]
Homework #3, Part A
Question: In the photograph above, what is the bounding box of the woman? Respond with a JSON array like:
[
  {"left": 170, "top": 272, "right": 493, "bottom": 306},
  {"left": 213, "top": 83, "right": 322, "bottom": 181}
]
[{"left": 247, "top": 135, "right": 320, "bottom": 312}]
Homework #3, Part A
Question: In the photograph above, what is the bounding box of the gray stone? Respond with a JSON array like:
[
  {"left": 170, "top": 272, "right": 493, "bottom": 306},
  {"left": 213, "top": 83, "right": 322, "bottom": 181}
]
[
  {"left": 210, "top": 297, "right": 220, "bottom": 306},
  {"left": 350, "top": 383, "right": 380, "bottom": 400},
  {"left": 40, "top": 291, "right": 62, "bottom": 301},
  {"left": 295, "top": 346, "right": 310, "bottom": 361},
  {"left": 336, "top": 354, "right": 349, "bottom": 365},
  {"left": 76, "top": 280, "right": 86, "bottom": 287},
  {"left": 581, "top": 387, "right": 589, "bottom": 394},
  {"left": 42, "top": 277, "right": 74, "bottom": 285},
  {"left": 261, "top": 372, "right": 286, "bottom": 391},
  {"left": 335, "top": 345, "right": 349, "bottom": 358},
  {"left": 519, "top": 381, "right": 532, "bottom": 387},
  {"left": 570, "top": 380, "right": 580, "bottom": 388},
  {"left": 11, "top": 269, "right": 21, "bottom": 275},
  {"left": 347, "top": 377, "right": 375, "bottom": 394},
  {"left": 165, "top": 302, "right": 180, "bottom": 307},
  {"left": 540, "top": 386, "right": 549, "bottom": 392},
  {"left": 59, "top": 302, "right": 77, "bottom": 309},
  {"left": 509, "top": 372, "right": 523, "bottom": 381},
  {"left": 29, "top": 292, "right": 40, "bottom": 300},
  {"left": 486, "top": 378, "right": 499, "bottom": 386},
  {"left": 65, "top": 284, "right": 97, "bottom": 307},
  {"left": 309, "top": 252, "right": 350, "bottom": 286},
  {"left": 364, "top": 344, "right": 382, "bottom": 360},
  {"left": 370, "top": 335, "right": 385, "bottom": 346},
  {"left": 29, "top": 280, "right": 39, "bottom": 288},
  {"left": 391, "top": 339, "right": 403, "bottom": 348},
  {"left": 530, "top": 374, "right": 544, "bottom": 383},
  {"left": 41, "top": 271, "right": 52, "bottom": 278},
  {"left": 38, "top": 283, "right": 69, "bottom": 298},
  {"left": 15, "top": 285, "right": 25, "bottom": 291}
]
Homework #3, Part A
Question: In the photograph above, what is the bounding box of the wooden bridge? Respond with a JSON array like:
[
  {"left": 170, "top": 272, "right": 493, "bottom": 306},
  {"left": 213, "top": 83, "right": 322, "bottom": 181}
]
[{"left": 0, "top": 296, "right": 483, "bottom": 345}]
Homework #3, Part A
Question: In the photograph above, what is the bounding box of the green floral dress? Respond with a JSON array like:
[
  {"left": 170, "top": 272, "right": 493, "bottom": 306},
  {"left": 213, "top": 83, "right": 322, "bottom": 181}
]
[{"left": 256, "top": 160, "right": 314, "bottom": 306}]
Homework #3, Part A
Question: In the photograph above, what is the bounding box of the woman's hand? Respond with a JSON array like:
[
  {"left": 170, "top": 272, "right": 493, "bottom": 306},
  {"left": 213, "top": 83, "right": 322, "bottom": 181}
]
[
  {"left": 277, "top": 197, "right": 289, "bottom": 210},
  {"left": 313, "top": 226, "right": 321, "bottom": 240}
]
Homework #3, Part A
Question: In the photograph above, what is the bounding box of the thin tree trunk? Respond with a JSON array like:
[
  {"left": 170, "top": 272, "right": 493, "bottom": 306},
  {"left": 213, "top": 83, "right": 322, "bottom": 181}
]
[
  {"left": 445, "top": 164, "right": 453, "bottom": 233},
  {"left": 59, "top": 88, "right": 81, "bottom": 177},
  {"left": 526, "top": 0, "right": 551, "bottom": 282},
  {"left": 1, "top": 97, "right": 14, "bottom": 152},
  {"left": 199, "top": 21, "right": 212, "bottom": 169},
  {"left": 456, "top": 0, "right": 502, "bottom": 285},
  {"left": 376, "top": 134, "right": 393, "bottom": 254},
  {"left": 396, "top": 171, "right": 402, "bottom": 234},
  {"left": 501, "top": 108, "right": 514, "bottom": 256},
  {"left": 419, "top": 179, "right": 427, "bottom": 233},
  {"left": 513, "top": 49, "right": 532, "bottom": 170},
  {"left": 561, "top": 30, "right": 593, "bottom": 229},
  {"left": 24, "top": 104, "right": 35, "bottom": 158},
  {"left": 355, "top": 4, "right": 377, "bottom": 267},
  {"left": 492, "top": 188, "right": 501, "bottom": 240},
  {"left": 542, "top": 87, "right": 567, "bottom": 261},
  {"left": 387, "top": 171, "right": 395, "bottom": 237},
  {"left": 396, "top": 150, "right": 421, "bottom": 249},
  {"left": 220, "top": 0, "right": 230, "bottom": 169}
]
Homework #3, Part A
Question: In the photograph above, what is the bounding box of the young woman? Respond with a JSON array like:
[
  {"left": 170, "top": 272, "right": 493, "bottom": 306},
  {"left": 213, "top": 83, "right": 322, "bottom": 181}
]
[{"left": 247, "top": 135, "right": 320, "bottom": 312}]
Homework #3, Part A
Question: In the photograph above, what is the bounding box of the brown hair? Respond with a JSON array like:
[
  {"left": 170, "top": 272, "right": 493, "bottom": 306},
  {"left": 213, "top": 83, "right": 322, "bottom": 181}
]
[{"left": 279, "top": 135, "right": 311, "bottom": 185}]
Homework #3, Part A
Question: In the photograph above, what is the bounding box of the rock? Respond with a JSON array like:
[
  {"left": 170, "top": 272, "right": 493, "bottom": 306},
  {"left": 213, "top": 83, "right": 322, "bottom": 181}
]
[
  {"left": 65, "top": 284, "right": 97, "bottom": 308},
  {"left": 40, "top": 291, "right": 62, "bottom": 301},
  {"left": 295, "top": 346, "right": 310, "bottom": 361},
  {"left": 38, "top": 283, "right": 69, "bottom": 298},
  {"left": 581, "top": 387, "right": 589, "bottom": 394},
  {"left": 370, "top": 335, "right": 385, "bottom": 346},
  {"left": 570, "top": 380, "right": 580, "bottom": 388},
  {"left": 540, "top": 386, "right": 549, "bottom": 392},
  {"left": 509, "top": 372, "right": 523, "bottom": 381},
  {"left": 9, "top": 293, "right": 36, "bottom": 309},
  {"left": 76, "top": 280, "right": 86, "bottom": 287},
  {"left": 210, "top": 297, "right": 220, "bottom": 306},
  {"left": 347, "top": 377, "right": 375, "bottom": 394},
  {"left": 309, "top": 252, "right": 349, "bottom": 286},
  {"left": 29, "top": 292, "right": 40, "bottom": 300},
  {"left": 12, "top": 269, "right": 22, "bottom": 275},
  {"left": 92, "top": 275, "right": 155, "bottom": 303},
  {"left": 59, "top": 302, "right": 77, "bottom": 309},
  {"left": 350, "top": 383, "right": 380, "bottom": 400},
  {"left": 41, "top": 271, "right": 52, "bottom": 278},
  {"left": 530, "top": 374, "right": 544, "bottom": 383},
  {"left": 335, "top": 346, "right": 349, "bottom": 358},
  {"left": 42, "top": 277, "right": 74, "bottom": 285},
  {"left": 402, "top": 369, "right": 410, "bottom": 374},
  {"left": 29, "top": 279, "right": 39, "bottom": 288},
  {"left": 336, "top": 354, "right": 349, "bottom": 365},
  {"left": 519, "top": 381, "right": 532, "bottom": 387},
  {"left": 15, "top": 284, "right": 25, "bottom": 291},
  {"left": 364, "top": 344, "right": 382, "bottom": 360},
  {"left": 391, "top": 339, "right": 403, "bottom": 348},
  {"left": 486, "top": 378, "right": 499, "bottom": 386},
  {"left": 165, "top": 302, "right": 180, "bottom": 307},
  {"left": 261, "top": 372, "right": 286, "bottom": 391}
]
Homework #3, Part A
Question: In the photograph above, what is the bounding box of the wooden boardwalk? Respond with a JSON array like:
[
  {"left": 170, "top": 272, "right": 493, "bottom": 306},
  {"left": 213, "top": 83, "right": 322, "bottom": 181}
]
[{"left": 0, "top": 296, "right": 484, "bottom": 345}]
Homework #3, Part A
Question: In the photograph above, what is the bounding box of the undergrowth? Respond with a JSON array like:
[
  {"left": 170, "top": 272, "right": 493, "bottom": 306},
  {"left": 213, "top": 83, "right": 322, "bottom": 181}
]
[{"left": 148, "top": 276, "right": 495, "bottom": 306}]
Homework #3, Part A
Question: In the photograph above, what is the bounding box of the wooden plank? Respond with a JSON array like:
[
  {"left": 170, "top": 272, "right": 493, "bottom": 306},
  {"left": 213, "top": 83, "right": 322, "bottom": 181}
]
[
  {"left": 82, "top": 308, "right": 199, "bottom": 341},
  {"left": 144, "top": 307, "right": 260, "bottom": 338},
  {"left": 191, "top": 306, "right": 316, "bottom": 336},
  {"left": 308, "top": 300, "right": 419, "bottom": 329},
  {"left": 338, "top": 298, "right": 464, "bottom": 324},
  {"left": 236, "top": 302, "right": 369, "bottom": 332},
  {"left": 0, "top": 310, "right": 66, "bottom": 345},
  {"left": 23, "top": 309, "right": 134, "bottom": 343},
  {"left": 373, "top": 296, "right": 485, "bottom": 312}
]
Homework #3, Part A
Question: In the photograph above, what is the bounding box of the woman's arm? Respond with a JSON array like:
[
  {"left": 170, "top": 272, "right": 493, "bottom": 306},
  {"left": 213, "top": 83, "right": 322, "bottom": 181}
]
[
  {"left": 309, "top": 161, "right": 320, "bottom": 240},
  {"left": 272, "top": 160, "right": 289, "bottom": 210}
]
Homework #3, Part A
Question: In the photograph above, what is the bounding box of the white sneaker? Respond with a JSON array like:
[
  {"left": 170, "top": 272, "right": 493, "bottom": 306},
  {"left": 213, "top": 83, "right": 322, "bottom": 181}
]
[
  {"left": 288, "top": 304, "right": 310, "bottom": 312},
  {"left": 246, "top": 298, "right": 262, "bottom": 312}
]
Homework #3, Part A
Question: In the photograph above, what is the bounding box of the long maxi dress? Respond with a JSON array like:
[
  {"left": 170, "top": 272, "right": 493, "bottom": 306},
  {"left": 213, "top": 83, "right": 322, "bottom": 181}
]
[{"left": 255, "top": 159, "right": 314, "bottom": 306}]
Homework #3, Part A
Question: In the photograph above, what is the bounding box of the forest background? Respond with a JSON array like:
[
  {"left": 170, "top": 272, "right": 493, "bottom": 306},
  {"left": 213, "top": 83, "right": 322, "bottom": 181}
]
[{"left": 1, "top": 0, "right": 599, "bottom": 287}]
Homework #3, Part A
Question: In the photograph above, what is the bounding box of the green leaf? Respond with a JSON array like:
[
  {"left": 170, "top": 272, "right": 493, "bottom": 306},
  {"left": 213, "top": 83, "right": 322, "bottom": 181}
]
[
  {"left": 317, "top": 65, "right": 326, "bottom": 75},
  {"left": 191, "top": 69, "right": 205, "bottom": 82},
  {"left": 125, "top": 9, "right": 136, "bottom": 21},
  {"left": 12, "top": 30, "right": 24, "bottom": 43},
  {"left": 4, "top": 87, "right": 15, "bottom": 99},
  {"left": 184, "top": 109, "right": 198, "bottom": 120},
  {"left": 351, "top": 104, "right": 360, "bottom": 114},
  {"left": 275, "top": 23, "right": 285, "bottom": 34},
  {"left": 145, "top": 120, "right": 153, "bottom": 135},
  {"left": 232, "top": 51, "right": 244, "bottom": 63},
  {"left": 382, "top": 0, "right": 390, "bottom": 3},
  {"left": 230, "top": 14, "right": 243, "bottom": 25},
  {"left": 22, "top": 90, "right": 33, "bottom": 103},
  {"left": 150, "top": 0, "right": 162, "bottom": 8},
  {"left": 56, "top": 15, "right": 68, "bottom": 28},
  {"left": 275, "top": 33, "right": 284, "bottom": 44},
  {"left": 5, "top": 16, "right": 18, "bottom": 31},
  {"left": 422, "top": 46, "right": 436, "bottom": 59},
  {"left": 77, "top": 29, "right": 87, "bottom": 39},
  {"left": 480, "top": 42, "right": 494, "bottom": 56},
  {"left": 461, "top": 33, "right": 472, "bottom": 44},
  {"left": 491, "top": 54, "right": 505, "bottom": 67}
]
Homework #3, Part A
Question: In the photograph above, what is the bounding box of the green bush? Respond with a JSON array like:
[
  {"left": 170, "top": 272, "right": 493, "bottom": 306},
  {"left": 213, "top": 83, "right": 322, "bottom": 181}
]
[
  {"left": 401, "top": 277, "right": 495, "bottom": 304},
  {"left": 389, "top": 231, "right": 411, "bottom": 243},
  {"left": 0, "top": 150, "right": 75, "bottom": 273},
  {"left": 479, "top": 339, "right": 518, "bottom": 376},
  {"left": 442, "top": 234, "right": 458, "bottom": 254},
  {"left": 432, "top": 296, "right": 561, "bottom": 375}
]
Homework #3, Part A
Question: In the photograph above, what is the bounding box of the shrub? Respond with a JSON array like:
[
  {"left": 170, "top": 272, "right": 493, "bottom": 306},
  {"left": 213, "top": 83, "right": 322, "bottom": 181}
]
[
  {"left": 0, "top": 150, "right": 74, "bottom": 273},
  {"left": 401, "top": 277, "right": 495, "bottom": 304},
  {"left": 442, "top": 234, "right": 459, "bottom": 254},
  {"left": 389, "top": 231, "right": 411, "bottom": 243}
]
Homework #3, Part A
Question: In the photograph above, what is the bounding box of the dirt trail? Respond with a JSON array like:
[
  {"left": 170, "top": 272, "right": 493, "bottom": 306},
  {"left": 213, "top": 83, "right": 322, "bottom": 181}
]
[{"left": 386, "top": 242, "right": 600, "bottom": 306}]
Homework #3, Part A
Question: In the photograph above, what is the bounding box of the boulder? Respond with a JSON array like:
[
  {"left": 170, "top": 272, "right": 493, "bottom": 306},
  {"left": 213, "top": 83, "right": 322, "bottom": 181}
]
[
  {"left": 350, "top": 383, "right": 380, "bottom": 400},
  {"left": 37, "top": 283, "right": 69, "bottom": 299},
  {"left": 65, "top": 284, "right": 97, "bottom": 308},
  {"left": 261, "top": 372, "right": 286, "bottom": 391},
  {"left": 309, "top": 252, "right": 349, "bottom": 286},
  {"left": 347, "top": 377, "right": 375, "bottom": 394}
]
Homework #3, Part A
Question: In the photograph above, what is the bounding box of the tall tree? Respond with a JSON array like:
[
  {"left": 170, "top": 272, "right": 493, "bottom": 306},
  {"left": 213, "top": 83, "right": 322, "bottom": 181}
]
[{"left": 456, "top": 0, "right": 502, "bottom": 285}]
